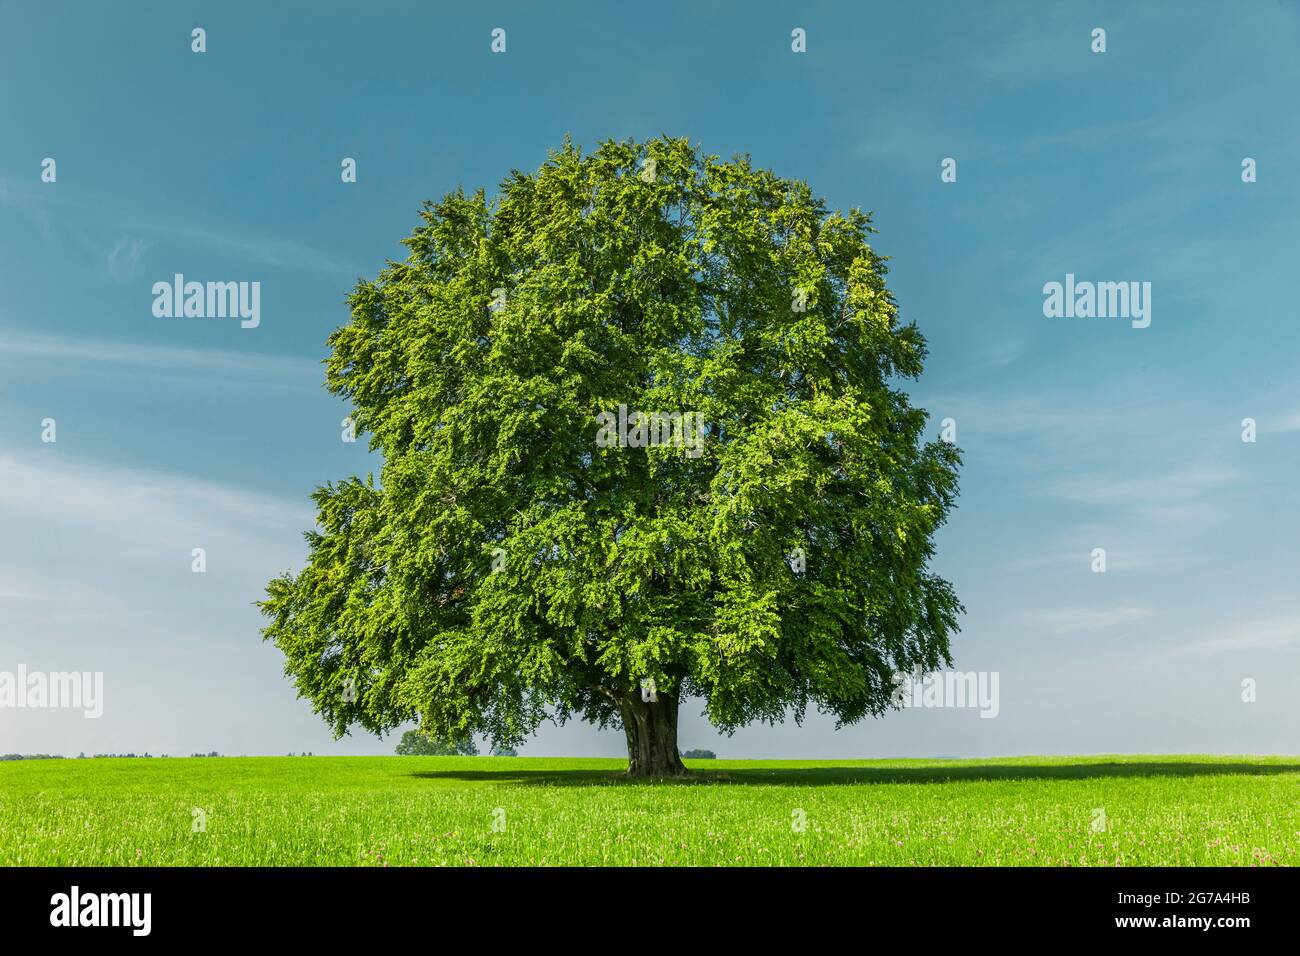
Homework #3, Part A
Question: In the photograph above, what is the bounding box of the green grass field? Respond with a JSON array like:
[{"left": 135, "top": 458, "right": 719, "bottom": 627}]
[{"left": 1, "top": 754, "right": 1296, "bottom": 866}]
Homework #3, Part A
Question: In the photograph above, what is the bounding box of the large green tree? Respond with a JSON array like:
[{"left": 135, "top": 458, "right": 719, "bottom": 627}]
[{"left": 261, "top": 136, "right": 962, "bottom": 777}]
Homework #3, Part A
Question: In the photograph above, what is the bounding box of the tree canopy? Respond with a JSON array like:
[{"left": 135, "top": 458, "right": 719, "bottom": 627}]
[{"left": 260, "top": 135, "right": 962, "bottom": 776}]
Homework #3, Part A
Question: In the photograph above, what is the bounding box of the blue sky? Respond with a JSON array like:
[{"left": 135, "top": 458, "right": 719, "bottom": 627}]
[{"left": 2, "top": 0, "right": 1298, "bottom": 757}]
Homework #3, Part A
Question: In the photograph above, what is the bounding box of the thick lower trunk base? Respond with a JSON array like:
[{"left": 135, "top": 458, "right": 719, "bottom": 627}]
[{"left": 619, "top": 690, "right": 688, "bottom": 778}]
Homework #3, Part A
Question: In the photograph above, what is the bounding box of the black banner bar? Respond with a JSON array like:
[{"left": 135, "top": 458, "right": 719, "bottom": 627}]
[{"left": 0, "top": 865, "right": 1286, "bottom": 941}]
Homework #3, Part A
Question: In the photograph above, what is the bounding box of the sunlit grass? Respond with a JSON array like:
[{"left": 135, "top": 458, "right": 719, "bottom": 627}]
[{"left": 1, "top": 754, "right": 1296, "bottom": 866}]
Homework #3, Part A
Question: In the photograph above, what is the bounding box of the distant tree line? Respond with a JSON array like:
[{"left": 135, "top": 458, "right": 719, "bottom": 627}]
[
  {"left": 7, "top": 743, "right": 536, "bottom": 760},
  {"left": 97, "top": 753, "right": 160, "bottom": 758},
  {"left": 2, "top": 753, "right": 193, "bottom": 760},
  {"left": 1, "top": 754, "right": 65, "bottom": 761}
]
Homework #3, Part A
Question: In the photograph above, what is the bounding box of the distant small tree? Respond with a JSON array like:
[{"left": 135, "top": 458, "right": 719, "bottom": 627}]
[
  {"left": 682, "top": 749, "right": 716, "bottom": 759},
  {"left": 395, "top": 730, "right": 478, "bottom": 756},
  {"left": 490, "top": 744, "right": 519, "bottom": 757}
]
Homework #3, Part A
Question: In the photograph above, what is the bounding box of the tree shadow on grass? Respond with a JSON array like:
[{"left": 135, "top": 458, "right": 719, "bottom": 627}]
[{"left": 408, "top": 759, "right": 1300, "bottom": 788}]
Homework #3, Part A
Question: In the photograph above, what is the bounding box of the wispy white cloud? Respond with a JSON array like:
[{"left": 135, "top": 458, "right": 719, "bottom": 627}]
[
  {"left": 917, "top": 390, "right": 1134, "bottom": 437},
  {"left": 0, "top": 329, "right": 321, "bottom": 386},
  {"left": 1006, "top": 543, "right": 1186, "bottom": 575},
  {"left": 150, "top": 219, "right": 354, "bottom": 274},
  {"left": 1023, "top": 605, "right": 1153, "bottom": 634},
  {"left": 1154, "top": 616, "right": 1300, "bottom": 661},
  {"left": 0, "top": 176, "right": 355, "bottom": 275},
  {"left": 0, "top": 452, "right": 313, "bottom": 634},
  {"left": 1047, "top": 465, "right": 1243, "bottom": 510},
  {"left": 105, "top": 235, "right": 151, "bottom": 282},
  {"left": 0, "top": 453, "right": 313, "bottom": 540},
  {"left": 1272, "top": 411, "right": 1300, "bottom": 433}
]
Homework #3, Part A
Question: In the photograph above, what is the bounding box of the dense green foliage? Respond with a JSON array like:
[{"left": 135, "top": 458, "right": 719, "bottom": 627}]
[
  {"left": 2, "top": 756, "right": 1295, "bottom": 866},
  {"left": 260, "top": 136, "right": 962, "bottom": 763}
]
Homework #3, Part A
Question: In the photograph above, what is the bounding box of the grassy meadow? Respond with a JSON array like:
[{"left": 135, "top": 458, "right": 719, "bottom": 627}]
[{"left": 1, "top": 754, "right": 1296, "bottom": 866}]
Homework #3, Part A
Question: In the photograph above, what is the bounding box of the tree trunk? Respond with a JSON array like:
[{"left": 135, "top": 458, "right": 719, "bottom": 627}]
[{"left": 618, "top": 689, "right": 688, "bottom": 778}]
